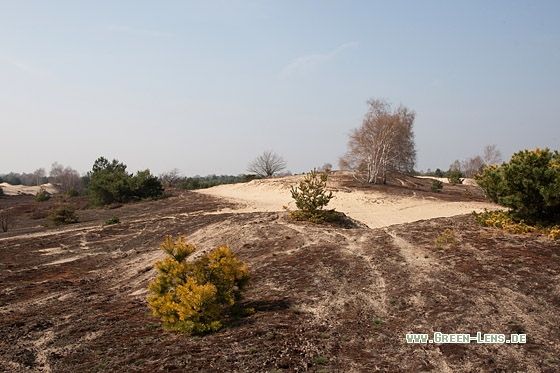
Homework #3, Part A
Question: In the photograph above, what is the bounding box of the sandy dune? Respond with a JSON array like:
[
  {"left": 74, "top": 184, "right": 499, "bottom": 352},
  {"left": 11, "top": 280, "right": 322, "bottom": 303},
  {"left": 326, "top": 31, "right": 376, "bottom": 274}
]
[
  {"left": 0, "top": 182, "right": 58, "bottom": 196},
  {"left": 196, "top": 175, "right": 499, "bottom": 228}
]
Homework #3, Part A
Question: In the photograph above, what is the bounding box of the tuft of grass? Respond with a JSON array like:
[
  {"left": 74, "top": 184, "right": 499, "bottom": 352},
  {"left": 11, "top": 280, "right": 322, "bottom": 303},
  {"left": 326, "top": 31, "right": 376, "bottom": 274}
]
[
  {"left": 462, "top": 188, "right": 473, "bottom": 199},
  {"left": 247, "top": 346, "right": 257, "bottom": 354},
  {"left": 314, "top": 356, "right": 328, "bottom": 365},
  {"left": 104, "top": 216, "right": 120, "bottom": 226},
  {"left": 289, "top": 209, "right": 343, "bottom": 224},
  {"left": 435, "top": 228, "right": 458, "bottom": 249}
]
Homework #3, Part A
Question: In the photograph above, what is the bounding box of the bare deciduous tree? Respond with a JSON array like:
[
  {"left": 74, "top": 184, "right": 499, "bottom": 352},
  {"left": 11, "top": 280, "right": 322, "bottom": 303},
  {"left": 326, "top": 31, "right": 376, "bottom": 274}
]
[
  {"left": 461, "top": 155, "right": 485, "bottom": 178},
  {"left": 33, "top": 168, "right": 46, "bottom": 186},
  {"left": 62, "top": 167, "right": 82, "bottom": 191},
  {"left": 49, "top": 163, "right": 82, "bottom": 192},
  {"left": 483, "top": 144, "right": 502, "bottom": 166},
  {"left": 449, "top": 159, "right": 462, "bottom": 172},
  {"left": 247, "top": 150, "right": 287, "bottom": 178},
  {"left": 339, "top": 99, "right": 416, "bottom": 184},
  {"left": 159, "top": 168, "right": 182, "bottom": 187},
  {"left": 318, "top": 163, "right": 333, "bottom": 173},
  {"left": 49, "top": 162, "right": 64, "bottom": 186}
]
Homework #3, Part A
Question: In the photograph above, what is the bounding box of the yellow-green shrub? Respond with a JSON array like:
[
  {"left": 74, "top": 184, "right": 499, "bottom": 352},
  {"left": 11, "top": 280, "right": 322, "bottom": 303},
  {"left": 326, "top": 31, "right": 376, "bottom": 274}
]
[
  {"left": 474, "top": 210, "right": 560, "bottom": 240},
  {"left": 473, "top": 209, "right": 535, "bottom": 234},
  {"left": 147, "top": 236, "right": 251, "bottom": 334},
  {"left": 546, "top": 226, "right": 560, "bottom": 240}
]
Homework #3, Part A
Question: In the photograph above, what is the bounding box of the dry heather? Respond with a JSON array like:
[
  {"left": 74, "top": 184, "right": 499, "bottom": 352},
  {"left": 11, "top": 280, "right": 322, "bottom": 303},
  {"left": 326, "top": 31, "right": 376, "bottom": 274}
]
[{"left": 0, "top": 174, "right": 559, "bottom": 372}]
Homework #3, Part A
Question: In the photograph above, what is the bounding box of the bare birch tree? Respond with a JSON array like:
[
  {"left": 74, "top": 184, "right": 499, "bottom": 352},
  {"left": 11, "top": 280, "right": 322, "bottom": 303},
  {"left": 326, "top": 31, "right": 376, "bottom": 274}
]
[
  {"left": 33, "top": 168, "right": 46, "bottom": 186},
  {"left": 247, "top": 150, "right": 287, "bottom": 178},
  {"left": 339, "top": 99, "right": 416, "bottom": 184},
  {"left": 49, "top": 163, "right": 82, "bottom": 192},
  {"left": 483, "top": 144, "right": 502, "bottom": 166},
  {"left": 461, "top": 156, "right": 485, "bottom": 178}
]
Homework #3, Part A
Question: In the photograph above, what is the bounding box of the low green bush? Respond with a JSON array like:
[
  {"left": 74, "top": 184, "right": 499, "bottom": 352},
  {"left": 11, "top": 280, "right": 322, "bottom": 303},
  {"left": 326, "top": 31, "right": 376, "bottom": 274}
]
[
  {"left": 475, "top": 148, "right": 560, "bottom": 224},
  {"left": 447, "top": 169, "right": 464, "bottom": 185},
  {"left": 47, "top": 202, "right": 79, "bottom": 226},
  {"left": 66, "top": 188, "right": 80, "bottom": 197},
  {"left": 35, "top": 188, "right": 51, "bottom": 202},
  {"left": 430, "top": 179, "right": 443, "bottom": 192},
  {"left": 104, "top": 216, "right": 120, "bottom": 226}
]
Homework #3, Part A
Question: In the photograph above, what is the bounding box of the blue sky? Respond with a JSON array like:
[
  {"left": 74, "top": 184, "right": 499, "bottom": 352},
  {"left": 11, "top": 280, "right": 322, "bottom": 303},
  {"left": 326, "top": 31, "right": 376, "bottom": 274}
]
[{"left": 1, "top": 1, "right": 559, "bottom": 177}]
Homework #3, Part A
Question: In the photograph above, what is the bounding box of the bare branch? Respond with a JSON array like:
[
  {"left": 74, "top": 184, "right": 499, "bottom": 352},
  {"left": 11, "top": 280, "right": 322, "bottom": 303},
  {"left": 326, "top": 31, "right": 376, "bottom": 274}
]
[
  {"left": 483, "top": 144, "right": 502, "bottom": 166},
  {"left": 247, "top": 150, "right": 287, "bottom": 178},
  {"left": 159, "top": 168, "right": 182, "bottom": 187}
]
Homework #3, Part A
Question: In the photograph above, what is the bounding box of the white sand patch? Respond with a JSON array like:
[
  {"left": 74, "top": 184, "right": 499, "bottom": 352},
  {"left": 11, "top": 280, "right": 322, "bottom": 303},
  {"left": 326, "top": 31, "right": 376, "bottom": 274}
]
[
  {"left": 45, "top": 256, "right": 81, "bottom": 266},
  {"left": 0, "top": 182, "right": 59, "bottom": 196},
  {"left": 416, "top": 175, "right": 478, "bottom": 186},
  {"left": 38, "top": 247, "right": 65, "bottom": 255},
  {"left": 195, "top": 176, "right": 499, "bottom": 228}
]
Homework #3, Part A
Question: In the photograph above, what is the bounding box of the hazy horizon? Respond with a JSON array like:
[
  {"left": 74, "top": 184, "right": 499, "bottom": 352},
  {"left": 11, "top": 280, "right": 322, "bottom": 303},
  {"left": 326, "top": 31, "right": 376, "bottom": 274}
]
[{"left": 2, "top": 1, "right": 559, "bottom": 177}]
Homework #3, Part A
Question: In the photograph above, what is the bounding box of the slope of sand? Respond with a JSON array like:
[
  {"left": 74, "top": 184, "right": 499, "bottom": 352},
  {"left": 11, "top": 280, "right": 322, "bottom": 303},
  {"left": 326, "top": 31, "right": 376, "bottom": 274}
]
[
  {"left": 0, "top": 183, "right": 59, "bottom": 196},
  {"left": 195, "top": 175, "right": 499, "bottom": 228}
]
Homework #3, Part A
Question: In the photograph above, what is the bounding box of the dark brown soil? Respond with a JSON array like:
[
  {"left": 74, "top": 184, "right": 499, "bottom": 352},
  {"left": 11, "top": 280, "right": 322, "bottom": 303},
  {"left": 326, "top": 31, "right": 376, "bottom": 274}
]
[{"left": 1, "top": 183, "right": 559, "bottom": 372}]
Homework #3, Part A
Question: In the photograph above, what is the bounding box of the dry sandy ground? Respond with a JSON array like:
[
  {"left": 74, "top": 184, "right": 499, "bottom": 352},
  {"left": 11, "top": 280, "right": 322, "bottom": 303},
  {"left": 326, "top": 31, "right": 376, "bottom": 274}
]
[
  {"left": 1, "top": 173, "right": 559, "bottom": 372},
  {"left": 196, "top": 174, "right": 498, "bottom": 228}
]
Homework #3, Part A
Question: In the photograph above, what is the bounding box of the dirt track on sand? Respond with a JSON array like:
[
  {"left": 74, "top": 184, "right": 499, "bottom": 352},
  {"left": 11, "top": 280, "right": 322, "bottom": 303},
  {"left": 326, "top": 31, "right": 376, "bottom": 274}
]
[{"left": 1, "top": 176, "right": 559, "bottom": 372}]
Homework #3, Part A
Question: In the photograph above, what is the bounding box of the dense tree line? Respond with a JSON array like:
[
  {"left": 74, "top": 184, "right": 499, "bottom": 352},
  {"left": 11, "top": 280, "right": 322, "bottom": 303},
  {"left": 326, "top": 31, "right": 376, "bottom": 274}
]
[
  {"left": 0, "top": 170, "right": 47, "bottom": 186},
  {"left": 0, "top": 163, "right": 85, "bottom": 192},
  {"left": 175, "top": 174, "right": 258, "bottom": 190}
]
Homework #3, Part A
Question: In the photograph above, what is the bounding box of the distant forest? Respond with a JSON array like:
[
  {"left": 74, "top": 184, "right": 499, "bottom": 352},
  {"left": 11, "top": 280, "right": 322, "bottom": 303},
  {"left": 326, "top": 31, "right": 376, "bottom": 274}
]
[
  {"left": 174, "top": 174, "right": 259, "bottom": 190},
  {"left": 0, "top": 169, "right": 259, "bottom": 191}
]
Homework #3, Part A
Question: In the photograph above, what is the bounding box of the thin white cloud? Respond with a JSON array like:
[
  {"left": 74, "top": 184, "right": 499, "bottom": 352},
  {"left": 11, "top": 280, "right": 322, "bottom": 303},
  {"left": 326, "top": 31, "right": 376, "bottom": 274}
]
[
  {"left": 0, "top": 52, "right": 55, "bottom": 80},
  {"left": 98, "top": 24, "right": 173, "bottom": 37},
  {"left": 280, "top": 41, "right": 359, "bottom": 78}
]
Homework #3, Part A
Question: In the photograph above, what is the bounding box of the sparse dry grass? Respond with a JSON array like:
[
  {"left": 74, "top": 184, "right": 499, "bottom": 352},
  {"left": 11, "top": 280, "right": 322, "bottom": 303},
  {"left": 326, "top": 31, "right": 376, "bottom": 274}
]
[{"left": 1, "top": 176, "right": 559, "bottom": 372}]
